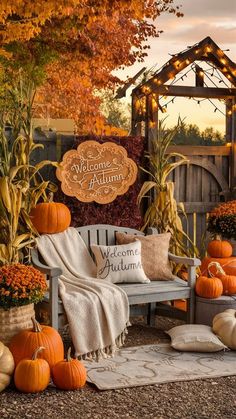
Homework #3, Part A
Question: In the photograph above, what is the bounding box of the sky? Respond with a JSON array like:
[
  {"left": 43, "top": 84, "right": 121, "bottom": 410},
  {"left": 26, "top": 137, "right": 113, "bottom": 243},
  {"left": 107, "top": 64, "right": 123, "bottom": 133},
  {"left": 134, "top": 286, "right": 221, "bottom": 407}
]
[{"left": 117, "top": 0, "right": 236, "bottom": 134}]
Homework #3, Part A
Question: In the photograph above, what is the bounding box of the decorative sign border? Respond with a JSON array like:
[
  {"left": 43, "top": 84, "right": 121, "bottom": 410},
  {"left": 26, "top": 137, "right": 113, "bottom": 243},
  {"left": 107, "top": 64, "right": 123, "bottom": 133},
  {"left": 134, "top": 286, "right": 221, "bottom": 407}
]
[{"left": 56, "top": 141, "right": 138, "bottom": 204}]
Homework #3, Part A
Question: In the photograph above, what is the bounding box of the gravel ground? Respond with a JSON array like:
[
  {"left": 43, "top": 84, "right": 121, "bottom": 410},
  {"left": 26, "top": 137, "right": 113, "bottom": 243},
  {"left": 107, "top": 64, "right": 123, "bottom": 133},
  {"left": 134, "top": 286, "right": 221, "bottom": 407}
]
[{"left": 1, "top": 316, "right": 236, "bottom": 419}]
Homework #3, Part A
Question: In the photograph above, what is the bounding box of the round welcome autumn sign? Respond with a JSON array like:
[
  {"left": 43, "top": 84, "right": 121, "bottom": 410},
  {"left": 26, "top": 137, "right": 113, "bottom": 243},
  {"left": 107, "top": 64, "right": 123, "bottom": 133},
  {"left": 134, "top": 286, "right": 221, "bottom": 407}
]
[{"left": 56, "top": 141, "right": 138, "bottom": 204}]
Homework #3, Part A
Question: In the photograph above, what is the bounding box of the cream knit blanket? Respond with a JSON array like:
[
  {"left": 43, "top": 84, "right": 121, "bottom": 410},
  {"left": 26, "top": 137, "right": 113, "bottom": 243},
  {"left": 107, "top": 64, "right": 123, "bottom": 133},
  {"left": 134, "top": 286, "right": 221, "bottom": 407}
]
[{"left": 36, "top": 227, "right": 130, "bottom": 360}]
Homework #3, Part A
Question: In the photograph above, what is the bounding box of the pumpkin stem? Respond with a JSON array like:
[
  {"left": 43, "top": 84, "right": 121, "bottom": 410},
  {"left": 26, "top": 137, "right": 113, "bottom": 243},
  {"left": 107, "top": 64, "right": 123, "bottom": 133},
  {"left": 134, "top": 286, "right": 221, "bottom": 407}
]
[
  {"left": 208, "top": 262, "right": 225, "bottom": 277},
  {"left": 48, "top": 192, "right": 54, "bottom": 202},
  {"left": 31, "top": 317, "right": 42, "bottom": 333},
  {"left": 214, "top": 234, "right": 222, "bottom": 241},
  {"left": 32, "top": 346, "right": 45, "bottom": 360},
  {"left": 66, "top": 347, "right": 72, "bottom": 362}
]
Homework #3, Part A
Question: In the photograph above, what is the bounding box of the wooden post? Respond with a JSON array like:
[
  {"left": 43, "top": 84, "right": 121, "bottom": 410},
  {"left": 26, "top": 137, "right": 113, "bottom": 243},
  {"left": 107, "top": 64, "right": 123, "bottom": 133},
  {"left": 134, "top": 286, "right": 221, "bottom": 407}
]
[
  {"left": 231, "top": 97, "right": 236, "bottom": 197},
  {"left": 149, "top": 94, "right": 159, "bottom": 145},
  {"left": 226, "top": 99, "right": 232, "bottom": 141},
  {"left": 144, "top": 94, "right": 151, "bottom": 142},
  {"left": 195, "top": 65, "right": 204, "bottom": 87},
  {"left": 131, "top": 94, "right": 142, "bottom": 135}
]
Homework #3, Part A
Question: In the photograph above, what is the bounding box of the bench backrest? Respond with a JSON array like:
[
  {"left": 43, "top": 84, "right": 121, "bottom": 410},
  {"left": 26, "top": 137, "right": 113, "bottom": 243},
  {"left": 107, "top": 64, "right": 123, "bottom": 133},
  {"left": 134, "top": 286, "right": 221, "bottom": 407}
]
[{"left": 76, "top": 224, "right": 144, "bottom": 249}]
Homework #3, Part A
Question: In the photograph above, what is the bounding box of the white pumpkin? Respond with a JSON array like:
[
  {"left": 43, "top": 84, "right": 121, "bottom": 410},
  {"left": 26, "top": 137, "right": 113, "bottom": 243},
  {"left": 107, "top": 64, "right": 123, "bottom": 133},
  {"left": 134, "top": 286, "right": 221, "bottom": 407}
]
[
  {"left": 0, "top": 341, "right": 15, "bottom": 391},
  {"left": 212, "top": 309, "right": 236, "bottom": 350}
]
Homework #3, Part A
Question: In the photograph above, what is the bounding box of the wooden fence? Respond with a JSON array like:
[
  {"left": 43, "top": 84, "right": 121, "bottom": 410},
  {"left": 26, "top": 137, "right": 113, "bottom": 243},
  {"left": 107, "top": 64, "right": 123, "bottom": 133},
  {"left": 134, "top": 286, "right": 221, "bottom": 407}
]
[
  {"left": 168, "top": 145, "right": 231, "bottom": 255},
  {"left": 32, "top": 134, "right": 232, "bottom": 255}
]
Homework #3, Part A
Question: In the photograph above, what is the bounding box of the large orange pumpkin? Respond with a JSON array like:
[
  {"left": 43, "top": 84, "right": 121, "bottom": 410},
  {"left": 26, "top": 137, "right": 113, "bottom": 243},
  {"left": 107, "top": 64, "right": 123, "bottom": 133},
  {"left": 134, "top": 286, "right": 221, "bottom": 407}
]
[
  {"left": 14, "top": 347, "right": 50, "bottom": 393},
  {"left": 30, "top": 201, "right": 71, "bottom": 234},
  {"left": 201, "top": 257, "right": 236, "bottom": 277},
  {"left": 9, "top": 318, "right": 64, "bottom": 369},
  {"left": 52, "top": 347, "right": 87, "bottom": 390},
  {"left": 208, "top": 262, "right": 236, "bottom": 296},
  {"left": 207, "top": 239, "right": 232, "bottom": 258},
  {"left": 195, "top": 274, "right": 223, "bottom": 299}
]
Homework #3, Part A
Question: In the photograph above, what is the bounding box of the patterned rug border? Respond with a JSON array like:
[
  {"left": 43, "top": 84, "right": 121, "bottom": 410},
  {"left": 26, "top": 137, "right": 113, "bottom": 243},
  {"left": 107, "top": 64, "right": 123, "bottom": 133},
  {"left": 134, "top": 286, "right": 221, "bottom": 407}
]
[{"left": 84, "top": 343, "right": 236, "bottom": 390}]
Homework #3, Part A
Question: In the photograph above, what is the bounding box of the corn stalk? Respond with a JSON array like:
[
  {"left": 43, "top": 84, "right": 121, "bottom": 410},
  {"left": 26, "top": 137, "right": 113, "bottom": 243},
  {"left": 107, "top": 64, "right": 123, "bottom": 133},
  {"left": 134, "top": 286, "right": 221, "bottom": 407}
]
[
  {"left": 0, "top": 71, "right": 57, "bottom": 265},
  {"left": 138, "top": 120, "right": 199, "bottom": 271}
]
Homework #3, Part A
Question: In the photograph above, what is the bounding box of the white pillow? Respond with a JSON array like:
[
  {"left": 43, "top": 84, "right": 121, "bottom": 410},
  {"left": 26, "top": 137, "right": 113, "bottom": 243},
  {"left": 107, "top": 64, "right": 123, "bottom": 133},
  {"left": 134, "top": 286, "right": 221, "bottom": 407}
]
[
  {"left": 166, "top": 324, "right": 228, "bottom": 352},
  {"left": 91, "top": 241, "right": 150, "bottom": 284}
]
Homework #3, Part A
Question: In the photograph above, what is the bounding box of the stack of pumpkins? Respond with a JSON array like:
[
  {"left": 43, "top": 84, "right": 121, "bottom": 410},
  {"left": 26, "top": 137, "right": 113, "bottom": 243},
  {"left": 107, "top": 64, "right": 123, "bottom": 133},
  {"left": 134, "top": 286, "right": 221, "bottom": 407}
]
[
  {"left": 0, "top": 318, "right": 86, "bottom": 393},
  {"left": 196, "top": 239, "right": 236, "bottom": 299}
]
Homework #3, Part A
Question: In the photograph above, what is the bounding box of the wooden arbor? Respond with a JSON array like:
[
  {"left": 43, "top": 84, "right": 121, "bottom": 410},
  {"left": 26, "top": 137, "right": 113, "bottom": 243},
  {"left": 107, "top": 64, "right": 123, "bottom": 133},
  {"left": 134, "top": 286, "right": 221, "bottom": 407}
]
[{"left": 131, "top": 37, "right": 236, "bottom": 194}]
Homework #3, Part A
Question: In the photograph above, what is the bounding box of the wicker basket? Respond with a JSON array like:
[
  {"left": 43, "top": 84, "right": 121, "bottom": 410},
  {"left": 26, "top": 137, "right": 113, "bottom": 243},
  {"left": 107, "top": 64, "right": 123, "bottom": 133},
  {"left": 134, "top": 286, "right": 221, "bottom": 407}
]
[{"left": 0, "top": 304, "right": 35, "bottom": 345}]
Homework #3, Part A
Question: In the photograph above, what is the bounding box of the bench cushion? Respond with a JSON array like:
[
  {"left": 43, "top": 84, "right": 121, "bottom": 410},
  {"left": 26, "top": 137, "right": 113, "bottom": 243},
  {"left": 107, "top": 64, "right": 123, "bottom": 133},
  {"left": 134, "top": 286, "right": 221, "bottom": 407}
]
[
  {"left": 116, "top": 231, "right": 174, "bottom": 281},
  {"left": 91, "top": 241, "right": 149, "bottom": 284}
]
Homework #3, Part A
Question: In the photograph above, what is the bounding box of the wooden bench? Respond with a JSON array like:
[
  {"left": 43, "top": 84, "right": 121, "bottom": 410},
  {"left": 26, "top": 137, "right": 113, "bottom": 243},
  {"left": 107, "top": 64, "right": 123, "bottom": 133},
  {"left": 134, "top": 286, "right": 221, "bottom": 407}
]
[{"left": 31, "top": 224, "right": 201, "bottom": 330}]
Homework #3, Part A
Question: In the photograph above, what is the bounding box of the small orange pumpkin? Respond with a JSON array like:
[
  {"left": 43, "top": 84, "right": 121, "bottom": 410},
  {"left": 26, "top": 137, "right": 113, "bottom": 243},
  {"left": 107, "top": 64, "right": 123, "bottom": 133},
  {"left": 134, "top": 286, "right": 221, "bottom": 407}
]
[
  {"left": 9, "top": 318, "right": 64, "bottom": 369},
  {"left": 52, "top": 347, "right": 87, "bottom": 390},
  {"left": 207, "top": 239, "right": 232, "bottom": 258},
  {"left": 195, "top": 269, "right": 223, "bottom": 299},
  {"left": 14, "top": 347, "right": 50, "bottom": 393},
  {"left": 208, "top": 262, "right": 236, "bottom": 296},
  {"left": 30, "top": 194, "right": 71, "bottom": 234}
]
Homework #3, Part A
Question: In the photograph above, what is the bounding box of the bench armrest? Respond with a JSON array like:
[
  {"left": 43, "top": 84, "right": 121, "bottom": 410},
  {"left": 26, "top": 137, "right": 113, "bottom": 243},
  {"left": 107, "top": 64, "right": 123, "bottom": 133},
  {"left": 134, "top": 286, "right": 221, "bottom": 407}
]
[
  {"left": 168, "top": 252, "right": 200, "bottom": 289},
  {"left": 168, "top": 252, "right": 201, "bottom": 267},
  {"left": 31, "top": 248, "right": 62, "bottom": 278}
]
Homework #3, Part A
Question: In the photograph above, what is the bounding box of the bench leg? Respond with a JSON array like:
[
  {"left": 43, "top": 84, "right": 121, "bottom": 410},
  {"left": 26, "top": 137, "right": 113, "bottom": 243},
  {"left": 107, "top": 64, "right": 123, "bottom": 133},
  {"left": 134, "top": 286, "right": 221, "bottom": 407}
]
[
  {"left": 147, "top": 302, "right": 156, "bottom": 327},
  {"left": 49, "top": 276, "right": 59, "bottom": 330},
  {"left": 186, "top": 293, "right": 195, "bottom": 324}
]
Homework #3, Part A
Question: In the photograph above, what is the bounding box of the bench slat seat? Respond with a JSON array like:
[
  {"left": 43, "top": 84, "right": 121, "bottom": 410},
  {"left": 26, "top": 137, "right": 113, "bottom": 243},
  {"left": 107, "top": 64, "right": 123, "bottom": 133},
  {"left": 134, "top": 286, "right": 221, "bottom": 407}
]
[
  {"left": 32, "top": 224, "right": 201, "bottom": 329},
  {"left": 119, "top": 279, "right": 191, "bottom": 305}
]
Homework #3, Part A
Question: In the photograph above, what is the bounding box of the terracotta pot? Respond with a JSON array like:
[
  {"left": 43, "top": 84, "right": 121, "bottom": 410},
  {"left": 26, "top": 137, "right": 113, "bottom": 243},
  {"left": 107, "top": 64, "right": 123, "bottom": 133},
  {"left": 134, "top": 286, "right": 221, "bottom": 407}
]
[{"left": 0, "top": 304, "right": 35, "bottom": 345}]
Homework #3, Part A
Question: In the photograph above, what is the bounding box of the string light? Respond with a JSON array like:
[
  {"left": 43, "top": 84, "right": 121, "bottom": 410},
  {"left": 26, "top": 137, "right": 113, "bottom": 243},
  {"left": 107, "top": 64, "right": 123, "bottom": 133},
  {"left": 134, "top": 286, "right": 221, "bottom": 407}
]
[
  {"left": 208, "top": 98, "right": 226, "bottom": 116},
  {"left": 149, "top": 121, "right": 156, "bottom": 128},
  {"left": 134, "top": 40, "right": 235, "bottom": 123}
]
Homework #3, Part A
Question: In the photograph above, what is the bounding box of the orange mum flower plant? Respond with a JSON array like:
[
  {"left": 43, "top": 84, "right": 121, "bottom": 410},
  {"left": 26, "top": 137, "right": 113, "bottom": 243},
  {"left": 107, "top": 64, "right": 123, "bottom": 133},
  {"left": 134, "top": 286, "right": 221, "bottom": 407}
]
[
  {"left": 0, "top": 264, "right": 47, "bottom": 310},
  {"left": 207, "top": 200, "right": 236, "bottom": 240}
]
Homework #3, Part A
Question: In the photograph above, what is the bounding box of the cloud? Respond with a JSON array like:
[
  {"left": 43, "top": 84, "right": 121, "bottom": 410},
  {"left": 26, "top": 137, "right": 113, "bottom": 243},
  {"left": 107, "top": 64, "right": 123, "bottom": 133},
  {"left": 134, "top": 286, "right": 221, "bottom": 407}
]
[
  {"left": 160, "top": 21, "right": 236, "bottom": 45},
  {"left": 151, "top": 0, "right": 236, "bottom": 56},
  {"left": 179, "top": 0, "right": 236, "bottom": 19}
]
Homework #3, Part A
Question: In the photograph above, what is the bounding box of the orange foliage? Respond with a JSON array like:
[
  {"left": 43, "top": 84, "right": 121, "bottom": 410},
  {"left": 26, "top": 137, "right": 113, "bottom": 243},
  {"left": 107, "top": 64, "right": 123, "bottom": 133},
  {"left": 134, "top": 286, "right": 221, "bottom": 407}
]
[
  {"left": 0, "top": 1, "right": 183, "bottom": 133},
  {"left": 0, "top": 1, "right": 182, "bottom": 43}
]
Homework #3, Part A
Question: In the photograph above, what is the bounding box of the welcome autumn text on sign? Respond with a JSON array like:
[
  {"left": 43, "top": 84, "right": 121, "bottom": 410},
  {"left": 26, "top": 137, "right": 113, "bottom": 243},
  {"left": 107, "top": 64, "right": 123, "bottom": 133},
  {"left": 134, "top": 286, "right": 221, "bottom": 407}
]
[{"left": 56, "top": 141, "right": 138, "bottom": 204}]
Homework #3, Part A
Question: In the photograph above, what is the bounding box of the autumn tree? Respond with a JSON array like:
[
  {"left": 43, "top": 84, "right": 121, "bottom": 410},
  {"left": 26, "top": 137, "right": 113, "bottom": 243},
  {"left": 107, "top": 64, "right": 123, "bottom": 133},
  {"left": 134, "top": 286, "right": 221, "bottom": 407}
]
[{"left": 0, "top": 1, "right": 183, "bottom": 133}]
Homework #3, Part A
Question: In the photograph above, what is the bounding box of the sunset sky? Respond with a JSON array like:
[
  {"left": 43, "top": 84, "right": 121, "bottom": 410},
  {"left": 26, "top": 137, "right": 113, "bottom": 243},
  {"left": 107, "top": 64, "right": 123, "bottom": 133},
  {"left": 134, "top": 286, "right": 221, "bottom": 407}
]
[{"left": 118, "top": 0, "right": 236, "bottom": 134}]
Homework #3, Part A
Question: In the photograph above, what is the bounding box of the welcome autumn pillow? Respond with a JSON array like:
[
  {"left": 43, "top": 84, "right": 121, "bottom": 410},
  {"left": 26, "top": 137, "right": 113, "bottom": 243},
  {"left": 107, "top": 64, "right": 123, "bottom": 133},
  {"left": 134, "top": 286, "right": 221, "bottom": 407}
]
[
  {"left": 91, "top": 241, "right": 150, "bottom": 284},
  {"left": 116, "top": 232, "right": 175, "bottom": 280}
]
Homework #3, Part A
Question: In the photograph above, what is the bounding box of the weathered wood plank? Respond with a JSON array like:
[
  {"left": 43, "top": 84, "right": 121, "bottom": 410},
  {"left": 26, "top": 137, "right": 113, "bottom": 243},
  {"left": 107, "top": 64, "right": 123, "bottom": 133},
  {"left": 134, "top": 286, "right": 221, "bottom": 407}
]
[
  {"left": 168, "top": 145, "right": 231, "bottom": 156},
  {"left": 183, "top": 202, "right": 216, "bottom": 212},
  {"left": 141, "top": 85, "right": 236, "bottom": 99}
]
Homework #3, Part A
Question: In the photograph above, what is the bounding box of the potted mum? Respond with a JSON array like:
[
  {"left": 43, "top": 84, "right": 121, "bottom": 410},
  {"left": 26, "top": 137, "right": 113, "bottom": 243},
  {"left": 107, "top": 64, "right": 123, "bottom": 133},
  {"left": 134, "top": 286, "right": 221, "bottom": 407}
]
[
  {"left": 0, "top": 263, "right": 47, "bottom": 344},
  {"left": 207, "top": 200, "right": 236, "bottom": 255}
]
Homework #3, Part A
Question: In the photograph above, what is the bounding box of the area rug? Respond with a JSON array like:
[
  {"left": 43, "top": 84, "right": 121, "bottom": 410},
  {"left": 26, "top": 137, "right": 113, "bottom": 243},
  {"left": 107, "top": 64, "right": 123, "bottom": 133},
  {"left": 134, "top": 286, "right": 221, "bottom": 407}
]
[{"left": 83, "top": 343, "right": 236, "bottom": 390}]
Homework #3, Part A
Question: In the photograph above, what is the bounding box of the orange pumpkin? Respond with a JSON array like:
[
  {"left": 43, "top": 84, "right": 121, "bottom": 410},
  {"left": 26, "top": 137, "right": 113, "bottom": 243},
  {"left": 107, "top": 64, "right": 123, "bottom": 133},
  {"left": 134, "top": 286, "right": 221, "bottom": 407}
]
[
  {"left": 208, "top": 262, "right": 236, "bottom": 296},
  {"left": 201, "top": 257, "right": 236, "bottom": 277},
  {"left": 9, "top": 318, "right": 64, "bottom": 369},
  {"left": 52, "top": 347, "right": 87, "bottom": 390},
  {"left": 14, "top": 347, "right": 50, "bottom": 393},
  {"left": 30, "top": 200, "right": 71, "bottom": 234},
  {"left": 207, "top": 239, "right": 232, "bottom": 258},
  {"left": 173, "top": 299, "right": 187, "bottom": 311},
  {"left": 195, "top": 274, "right": 223, "bottom": 299}
]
